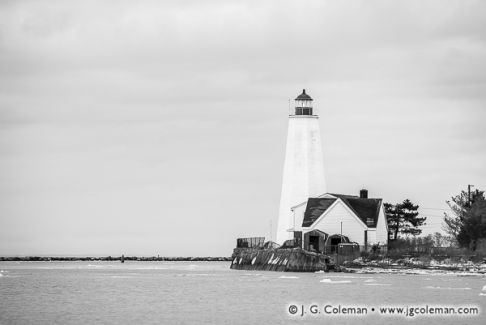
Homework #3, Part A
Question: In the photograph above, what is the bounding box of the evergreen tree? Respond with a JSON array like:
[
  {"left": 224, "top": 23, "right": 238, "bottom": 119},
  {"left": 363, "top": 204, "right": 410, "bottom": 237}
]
[
  {"left": 443, "top": 189, "right": 486, "bottom": 250},
  {"left": 385, "top": 199, "right": 425, "bottom": 241}
]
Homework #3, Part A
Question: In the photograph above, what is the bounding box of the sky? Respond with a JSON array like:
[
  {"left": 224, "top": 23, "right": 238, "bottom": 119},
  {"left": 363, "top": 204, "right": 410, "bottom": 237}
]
[{"left": 1, "top": 0, "right": 485, "bottom": 256}]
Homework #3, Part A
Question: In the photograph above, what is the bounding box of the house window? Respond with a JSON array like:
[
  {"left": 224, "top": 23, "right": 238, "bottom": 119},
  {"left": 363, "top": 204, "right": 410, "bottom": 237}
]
[{"left": 366, "top": 218, "right": 374, "bottom": 226}]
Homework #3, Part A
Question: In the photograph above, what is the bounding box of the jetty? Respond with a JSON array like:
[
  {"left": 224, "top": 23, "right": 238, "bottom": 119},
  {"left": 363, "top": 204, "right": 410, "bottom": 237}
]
[
  {"left": 229, "top": 237, "right": 341, "bottom": 272},
  {"left": 0, "top": 256, "right": 232, "bottom": 262}
]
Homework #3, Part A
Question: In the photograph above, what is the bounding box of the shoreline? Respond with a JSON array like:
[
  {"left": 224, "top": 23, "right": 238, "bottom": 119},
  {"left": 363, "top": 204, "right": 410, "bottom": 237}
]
[
  {"left": 339, "top": 257, "right": 486, "bottom": 275},
  {"left": 341, "top": 266, "right": 486, "bottom": 276}
]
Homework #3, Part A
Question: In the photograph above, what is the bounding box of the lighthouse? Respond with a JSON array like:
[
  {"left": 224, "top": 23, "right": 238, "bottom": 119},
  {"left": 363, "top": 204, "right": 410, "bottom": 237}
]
[{"left": 275, "top": 89, "right": 327, "bottom": 244}]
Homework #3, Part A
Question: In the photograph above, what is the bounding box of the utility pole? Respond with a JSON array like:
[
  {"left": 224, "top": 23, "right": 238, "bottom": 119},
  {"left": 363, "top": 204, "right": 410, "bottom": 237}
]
[{"left": 395, "top": 205, "right": 400, "bottom": 241}]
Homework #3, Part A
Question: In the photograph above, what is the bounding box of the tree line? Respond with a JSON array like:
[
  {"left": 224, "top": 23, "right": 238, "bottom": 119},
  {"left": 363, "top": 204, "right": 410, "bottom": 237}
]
[
  {"left": 384, "top": 186, "right": 486, "bottom": 251},
  {"left": 443, "top": 188, "right": 486, "bottom": 251}
]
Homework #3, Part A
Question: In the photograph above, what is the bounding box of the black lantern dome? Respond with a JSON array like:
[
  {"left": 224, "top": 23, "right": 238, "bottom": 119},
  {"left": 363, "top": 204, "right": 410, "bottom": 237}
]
[{"left": 295, "top": 89, "right": 313, "bottom": 101}]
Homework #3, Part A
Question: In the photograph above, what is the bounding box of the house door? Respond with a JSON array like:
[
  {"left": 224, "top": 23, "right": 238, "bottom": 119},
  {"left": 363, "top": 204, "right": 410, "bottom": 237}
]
[
  {"left": 329, "top": 236, "right": 343, "bottom": 253},
  {"left": 309, "top": 235, "right": 320, "bottom": 252}
]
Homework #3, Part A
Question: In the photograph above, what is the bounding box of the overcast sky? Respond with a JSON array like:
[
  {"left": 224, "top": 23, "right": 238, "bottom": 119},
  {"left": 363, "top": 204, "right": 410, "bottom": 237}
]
[{"left": 1, "top": 0, "right": 485, "bottom": 256}]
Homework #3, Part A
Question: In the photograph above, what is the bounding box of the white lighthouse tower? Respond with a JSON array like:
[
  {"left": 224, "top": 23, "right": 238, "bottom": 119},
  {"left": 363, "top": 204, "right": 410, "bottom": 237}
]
[{"left": 275, "top": 89, "right": 327, "bottom": 244}]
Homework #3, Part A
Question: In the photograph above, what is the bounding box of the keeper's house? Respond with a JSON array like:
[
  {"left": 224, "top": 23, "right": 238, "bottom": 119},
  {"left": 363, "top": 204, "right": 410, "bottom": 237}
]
[{"left": 289, "top": 189, "right": 388, "bottom": 253}]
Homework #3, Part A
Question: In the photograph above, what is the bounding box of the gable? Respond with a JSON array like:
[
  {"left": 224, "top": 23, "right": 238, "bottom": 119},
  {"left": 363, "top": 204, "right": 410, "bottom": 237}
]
[
  {"left": 301, "top": 194, "right": 383, "bottom": 228},
  {"left": 375, "top": 204, "right": 389, "bottom": 244},
  {"left": 307, "top": 200, "right": 368, "bottom": 244}
]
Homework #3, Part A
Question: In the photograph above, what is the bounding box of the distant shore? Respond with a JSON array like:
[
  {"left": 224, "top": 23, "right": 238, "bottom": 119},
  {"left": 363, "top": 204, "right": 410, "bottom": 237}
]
[{"left": 0, "top": 256, "right": 232, "bottom": 262}]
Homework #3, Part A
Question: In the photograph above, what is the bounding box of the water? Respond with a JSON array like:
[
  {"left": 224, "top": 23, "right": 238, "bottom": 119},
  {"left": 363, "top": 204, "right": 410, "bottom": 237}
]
[{"left": 1, "top": 261, "right": 485, "bottom": 324}]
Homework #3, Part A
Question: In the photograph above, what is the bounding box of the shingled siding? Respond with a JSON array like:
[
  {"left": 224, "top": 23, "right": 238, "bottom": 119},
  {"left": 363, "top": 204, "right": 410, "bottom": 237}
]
[{"left": 305, "top": 200, "right": 367, "bottom": 245}]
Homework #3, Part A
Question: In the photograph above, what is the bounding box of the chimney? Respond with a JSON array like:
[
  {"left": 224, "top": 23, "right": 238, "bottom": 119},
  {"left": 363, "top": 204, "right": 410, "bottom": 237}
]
[{"left": 360, "top": 189, "right": 368, "bottom": 199}]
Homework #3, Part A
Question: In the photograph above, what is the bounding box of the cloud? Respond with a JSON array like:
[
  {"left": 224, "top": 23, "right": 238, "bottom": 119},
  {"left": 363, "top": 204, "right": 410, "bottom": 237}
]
[{"left": 1, "top": 0, "right": 485, "bottom": 255}]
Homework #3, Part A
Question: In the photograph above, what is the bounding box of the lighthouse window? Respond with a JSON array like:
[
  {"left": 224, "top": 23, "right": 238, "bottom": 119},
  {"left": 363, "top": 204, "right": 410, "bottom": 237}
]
[{"left": 295, "top": 107, "right": 313, "bottom": 115}]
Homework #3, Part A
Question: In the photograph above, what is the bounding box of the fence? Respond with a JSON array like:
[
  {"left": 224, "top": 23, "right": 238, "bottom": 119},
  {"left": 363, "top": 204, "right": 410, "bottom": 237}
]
[
  {"left": 328, "top": 243, "right": 361, "bottom": 265},
  {"left": 304, "top": 243, "right": 387, "bottom": 255},
  {"left": 236, "top": 237, "right": 265, "bottom": 249},
  {"left": 386, "top": 246, "right": 466, "bottom": 258}
]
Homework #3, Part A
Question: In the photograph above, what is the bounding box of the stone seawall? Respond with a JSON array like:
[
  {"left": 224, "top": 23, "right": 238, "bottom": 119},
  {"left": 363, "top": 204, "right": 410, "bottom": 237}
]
[{"left": 230, "top": 248, "right": 330, "bottom": 272}]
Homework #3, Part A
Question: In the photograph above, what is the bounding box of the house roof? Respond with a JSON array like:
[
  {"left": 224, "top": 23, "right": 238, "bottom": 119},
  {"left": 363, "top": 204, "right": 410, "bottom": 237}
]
[
  {"left": 302, "top": 194, "right": 382, "bottom": 228},
  {"left": 302, "top": 198, "right": 336, "bottom": 227}
]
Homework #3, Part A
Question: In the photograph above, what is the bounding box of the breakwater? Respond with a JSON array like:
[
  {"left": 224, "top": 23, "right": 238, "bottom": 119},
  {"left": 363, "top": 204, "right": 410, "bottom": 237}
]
[
  {"left": 0, "top": 256, "right": 231, "bottom": 262},
  {"left": 230, "top": 247, "right": 330, "bottom": 272}
]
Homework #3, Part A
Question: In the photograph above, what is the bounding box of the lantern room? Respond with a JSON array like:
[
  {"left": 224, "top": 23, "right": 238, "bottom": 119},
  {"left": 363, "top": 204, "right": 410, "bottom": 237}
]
[{"left": 293, "top": 89, "right": 313, "bottom": 116}]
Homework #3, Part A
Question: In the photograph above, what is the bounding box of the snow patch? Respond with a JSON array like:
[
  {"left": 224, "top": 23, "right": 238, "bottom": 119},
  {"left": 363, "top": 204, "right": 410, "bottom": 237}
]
[
  {"left": 320, "top": 279, "right": 352, "bottom": 284},
  {"left": 334, "top": 275, "right": 373, "bottom": 279},
  {"left": 424, "top": 286, "right": 471, "bottom": 290}
]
